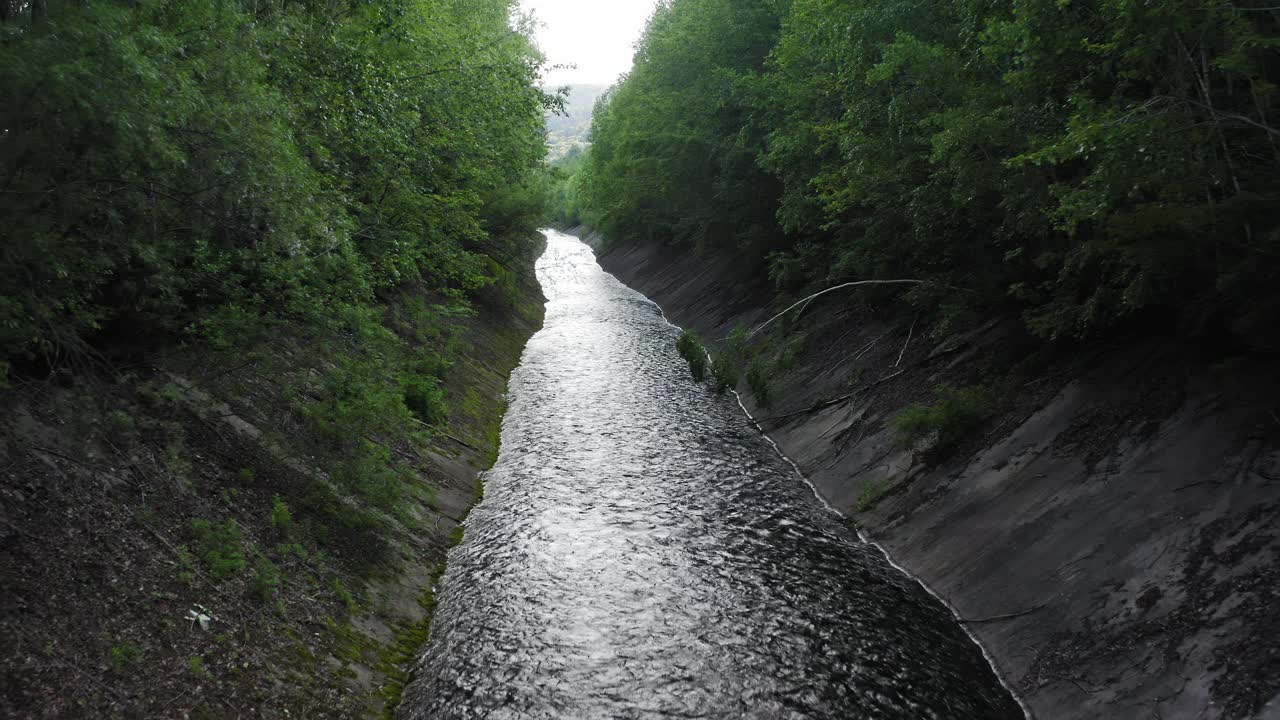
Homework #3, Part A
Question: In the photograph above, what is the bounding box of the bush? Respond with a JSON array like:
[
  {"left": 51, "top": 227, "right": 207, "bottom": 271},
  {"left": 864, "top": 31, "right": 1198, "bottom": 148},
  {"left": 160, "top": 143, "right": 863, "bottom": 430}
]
[
  {"left": 186, "top": 656, "right": 209, "bottom": 678},
  {"left": 190, "top": 519, "right": 246, "bottom": 580},
  {"left": 709, "top": 352, "right": 740, "bottom": 395},
  {"left": 675, "top": 330, "right": 708, "bottom": 382},
  {"left": 104, "top": 410, "right": 137, "bottom": 443},
  {"left": 331, "top": 579, "right": 358, "bottom": 616},
  {"left": 110, "top": 643, "right": 143, "bottom": 670},
  {"left": 857, "top": 478, "right": 893, "bottom": 512},
  {"left": 270, "top": 496, "right": 292, "bottom": 536},
  {"left": 745, "top": 359, "right": 771, "bottom": 408},
  {"left": 250, "top": 557, "right": 280, "bottom": 602},
  {"left": 402, "top": 374, "right": 449, "bottom": 426},
  {"left": 894, "top": 385, "right": 994, "bottom": 452},
  {"left": 727, "top": 326, "right": 751, "bottom": 357},
  {"left": 175, "top": 544, "right": 196, "bottom": 586}
]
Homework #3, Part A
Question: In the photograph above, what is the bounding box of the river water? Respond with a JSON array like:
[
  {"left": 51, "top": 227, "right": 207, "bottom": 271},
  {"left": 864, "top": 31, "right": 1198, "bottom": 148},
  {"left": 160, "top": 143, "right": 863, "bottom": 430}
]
[{"left": 400, "top": 230, "right": 1021, "bottom": 719}]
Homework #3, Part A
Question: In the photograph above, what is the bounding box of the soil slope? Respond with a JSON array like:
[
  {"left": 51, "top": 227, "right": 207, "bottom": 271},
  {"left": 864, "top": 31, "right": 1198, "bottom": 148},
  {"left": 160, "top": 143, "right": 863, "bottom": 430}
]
[{"left": 0, "top": 237, "right": 546, "bottom": 719}]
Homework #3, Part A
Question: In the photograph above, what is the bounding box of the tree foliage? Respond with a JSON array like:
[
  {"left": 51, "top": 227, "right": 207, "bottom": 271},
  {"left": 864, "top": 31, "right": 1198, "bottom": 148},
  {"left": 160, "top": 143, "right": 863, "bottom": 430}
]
[
  {"left": 579, "top": 0, "right": 1280, "bottom": 348},
  {"left": 0, "top": 0, "right": 555, "bottom": 539},
  {"left": 0, "top": 0, "right": 554, "bottom": 369}
]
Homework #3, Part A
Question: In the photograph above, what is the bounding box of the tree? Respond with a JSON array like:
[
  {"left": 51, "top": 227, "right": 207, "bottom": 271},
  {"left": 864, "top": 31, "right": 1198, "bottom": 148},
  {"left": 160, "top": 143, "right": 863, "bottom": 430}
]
[{"left": 581, "top": 0, "right": 1280, "bottom": 350}]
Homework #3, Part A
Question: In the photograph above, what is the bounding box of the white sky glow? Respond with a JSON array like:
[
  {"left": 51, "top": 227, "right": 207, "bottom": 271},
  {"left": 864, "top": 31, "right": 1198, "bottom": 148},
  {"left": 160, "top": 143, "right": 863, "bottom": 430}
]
[{"left": 518, "top": 0, "right": 659, "bottom": 86}]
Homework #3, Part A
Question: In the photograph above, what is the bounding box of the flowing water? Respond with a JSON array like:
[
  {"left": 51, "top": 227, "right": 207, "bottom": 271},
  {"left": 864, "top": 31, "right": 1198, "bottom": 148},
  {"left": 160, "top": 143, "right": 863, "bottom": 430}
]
[{"left": 400, "top": 230, "right": 1021, "bottom": 719}]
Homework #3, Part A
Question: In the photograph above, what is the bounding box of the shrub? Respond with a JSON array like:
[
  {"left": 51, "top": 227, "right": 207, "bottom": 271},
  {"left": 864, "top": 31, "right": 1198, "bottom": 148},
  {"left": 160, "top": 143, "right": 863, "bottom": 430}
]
[
  {"left": 675, "top": 330, "right": 707, "bottom": 382},
  {"left": 727, "top": 325, "right": 751, "bottom": 357},
  {"left": 894, "top": 385, "right": 994, "bottom": 452},
  {"left": 175, "top": 544, "right": 196, "bottom": 586},
  {"left": 186, "top": 656, "right": 209, "bottom": 678},
  {"left": 250, "top": 557, "right": 280, "bottom": 601},
  {"left": 857, "top": 478, "right": 893, "bottom": 512},
  {"left": 331, "top": 579, "right": 358, "bottom": 615},
  {"left": 191, "top": 519, "right": 246, "bottom": 580},
  {"left": 110, "top": 643, "right": 143, "bottom": 670},
  {"left": 775, "top": 338, "right": 804, "bottom": 372},
  {"left": 104, "top": 410, "right": 137, "bottom": 443},
  {"left": 745, "top": 359, "right": 772, "bottom": 408},
  {"left": 709, "top": 352, "right": 740, "bottom": 395},
  {"left": 402, "top": 374, "right": 448, "bottom": 426},
  {"left": 270, "top": 496, "right": 292, "bottom": 536}
]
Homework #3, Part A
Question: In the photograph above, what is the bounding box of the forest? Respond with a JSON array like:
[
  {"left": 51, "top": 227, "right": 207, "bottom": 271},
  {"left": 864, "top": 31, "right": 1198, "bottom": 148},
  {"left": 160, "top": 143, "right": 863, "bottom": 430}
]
[
  {"left": 559, "top": 0, "right": 1280, "bottom": 350},
  {"left": 2, "top": 0, "right": 553, "bottom": 374}
]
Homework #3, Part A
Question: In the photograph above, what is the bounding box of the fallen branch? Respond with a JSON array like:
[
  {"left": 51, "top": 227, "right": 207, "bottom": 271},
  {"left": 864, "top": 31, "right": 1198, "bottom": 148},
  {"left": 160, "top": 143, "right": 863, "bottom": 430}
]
[
  {"left": 822, "top": 329, "right": 890, "bottom": 379},
  {"left": 818, "top": 404, "right": 857, "bottom": 439},
  {"left": 747, "top": 279, "right": 931, "bottom": 340},
  {"left": 408, "top": 417, "right": 480, "bottom": 451},
  {"left": 751, "top": 393, "right": 860, "bottom": 427},
  {"left": 895, "top": 316, "right": 917, "bottom": 368},
  {"left": 959, "top": 602, "right": 1047, "bottom": 625},
  {"left": 751, "top": 368, "right": 908, "bottom": 427}
]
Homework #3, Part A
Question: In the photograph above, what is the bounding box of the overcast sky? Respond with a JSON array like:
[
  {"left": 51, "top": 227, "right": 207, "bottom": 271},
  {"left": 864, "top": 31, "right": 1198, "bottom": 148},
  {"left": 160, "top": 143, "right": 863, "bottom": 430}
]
[{"left": 518, "top": 0, "right": 659, "bottom": 86}]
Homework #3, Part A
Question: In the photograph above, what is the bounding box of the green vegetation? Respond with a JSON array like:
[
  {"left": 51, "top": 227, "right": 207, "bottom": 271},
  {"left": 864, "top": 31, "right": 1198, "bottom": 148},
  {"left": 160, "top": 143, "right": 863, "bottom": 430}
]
[
  {"left": 270, "top": 497, "right": 292, "bottom": 537},
  {"left": 856, "top": 478, "right": 895, "bottom": 513},
  {"left": 675, "top": 330, "right": 709, "bottom": 381},
  {"left": 745, "top": 359, "right": 772, "bottom": 409},
  {"left": 893, "top": 385, "right": 995, "bottom": 452},
  {"left": 110, "top": 643, "right": 143, "bottom": 671},
  {"left": 186, "top": 656, "right": 209, "bottom": 679},
  {"left": 251, "top": 557, "right": 282, "bottom": 602},
  {"left": 375, "top": 562, "right": 447, "bottom": 718},
  {"left": 546, "top": 147, "right": 592, "bottom": 228},
  {"left": 676, "top": 326, "right": 778, "bottom": 404},
  {"left": 175, "top": 544, "right": 197, "bottom": 587},
  {"left": 403, "top": 375, "right": 449, "bottom": 426},
  {"left": 709, "top": 352, "right": 741, "bottom": 395},
  {"left": 572, "top": 0, "right": 1280, "bottom": 351},
  {"left": 1, "top": 1, "right": 555, "bottom": 375},
  {"left": 191, "top": 519, "right": 246, "bottom": 581}
]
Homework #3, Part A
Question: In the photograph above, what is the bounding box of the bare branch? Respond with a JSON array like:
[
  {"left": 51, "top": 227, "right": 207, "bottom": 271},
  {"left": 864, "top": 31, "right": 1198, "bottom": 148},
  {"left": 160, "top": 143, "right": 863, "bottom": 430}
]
[
  {"left": 748, "top": 279, "right": 932, "bottom": 340},
  {"left": 1154, "top": 94, "right": 1280, "bottom": 138},
  {"left": 895, "top": 316, "right": 917, "bottom": 368}
]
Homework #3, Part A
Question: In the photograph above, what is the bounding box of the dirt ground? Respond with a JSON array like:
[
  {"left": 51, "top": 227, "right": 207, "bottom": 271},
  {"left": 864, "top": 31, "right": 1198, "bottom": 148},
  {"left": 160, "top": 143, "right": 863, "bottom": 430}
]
[{"left": 0, "top": 239, "right": 546, "bottom": 719}]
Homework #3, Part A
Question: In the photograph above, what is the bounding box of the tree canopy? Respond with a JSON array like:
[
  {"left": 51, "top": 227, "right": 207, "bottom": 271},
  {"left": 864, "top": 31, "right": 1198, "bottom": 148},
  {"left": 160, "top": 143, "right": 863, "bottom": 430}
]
[
  {"left": 0, "top": 0, "right": 556, "bottom": 373},
  {"left": 574, "top": 0, "right": 1280, "bottom": 348}
]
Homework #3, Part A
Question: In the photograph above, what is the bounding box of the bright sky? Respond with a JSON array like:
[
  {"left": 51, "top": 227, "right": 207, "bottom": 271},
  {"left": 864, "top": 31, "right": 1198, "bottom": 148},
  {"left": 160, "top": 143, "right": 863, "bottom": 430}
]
[{"left": 518, "top": 0, "right": 659, "bottom": 86}]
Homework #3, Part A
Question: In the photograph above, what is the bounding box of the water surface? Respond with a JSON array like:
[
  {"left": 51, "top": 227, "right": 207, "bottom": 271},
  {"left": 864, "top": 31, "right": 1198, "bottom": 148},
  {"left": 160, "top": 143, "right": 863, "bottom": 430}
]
[{"left": 401, "top": 230, "right": 1021, "bottom": 719}]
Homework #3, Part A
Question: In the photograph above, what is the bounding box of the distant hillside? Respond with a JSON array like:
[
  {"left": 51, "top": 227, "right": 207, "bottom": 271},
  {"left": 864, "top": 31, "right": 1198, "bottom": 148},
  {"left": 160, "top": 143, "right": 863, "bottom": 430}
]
[{"left": 546, "top": 84, "right": 607, "bottom": 160}]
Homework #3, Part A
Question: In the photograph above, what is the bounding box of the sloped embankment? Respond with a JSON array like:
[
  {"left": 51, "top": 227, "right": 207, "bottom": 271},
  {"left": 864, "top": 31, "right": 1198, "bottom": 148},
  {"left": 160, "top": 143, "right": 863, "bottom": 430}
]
[
  {"left": 586, "top": 228, "right": 1280, "bottom": 720},
  {"left": 0, "top": 236, "right": 545, "bottom": 718}
]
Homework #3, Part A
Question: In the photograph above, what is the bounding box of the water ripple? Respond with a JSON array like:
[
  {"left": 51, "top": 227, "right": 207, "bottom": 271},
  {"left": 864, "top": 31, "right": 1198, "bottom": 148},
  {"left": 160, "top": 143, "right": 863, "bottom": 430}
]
[{"left": 400, "top": 231, "right": 1020, "bottom": 719}]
